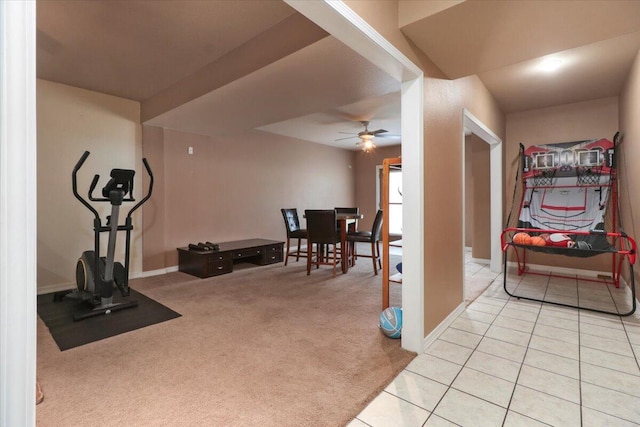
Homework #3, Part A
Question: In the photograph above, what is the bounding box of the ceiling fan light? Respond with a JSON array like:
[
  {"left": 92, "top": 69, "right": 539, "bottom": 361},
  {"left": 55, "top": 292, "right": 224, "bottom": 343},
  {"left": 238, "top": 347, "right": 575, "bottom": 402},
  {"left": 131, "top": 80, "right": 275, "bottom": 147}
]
[
  {"left": 361, "top": 140, "right": 375, "bottom": 153},
  {"left": 360, "top": 134, "right": 374, "bottom": 141}
]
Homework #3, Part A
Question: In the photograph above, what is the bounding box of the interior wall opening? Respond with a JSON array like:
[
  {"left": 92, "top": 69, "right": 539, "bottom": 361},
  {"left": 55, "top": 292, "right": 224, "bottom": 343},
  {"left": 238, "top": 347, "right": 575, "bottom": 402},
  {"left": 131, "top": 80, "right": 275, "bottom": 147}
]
[
  {"left": 283, "top": 1, "right": 425, "bottom": 352},
  {"left": 462, "top": 109, "right": 503, "bottom": 305},
  {"left": 463, "top": 128, "right": 496, "bottom": 304}
]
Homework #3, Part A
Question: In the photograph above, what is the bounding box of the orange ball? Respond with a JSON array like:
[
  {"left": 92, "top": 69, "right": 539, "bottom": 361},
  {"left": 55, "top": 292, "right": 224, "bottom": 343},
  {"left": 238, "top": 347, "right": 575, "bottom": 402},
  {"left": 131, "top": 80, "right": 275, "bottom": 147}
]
[
  {"left": 513, "top": 232, "right": 532, "bottom": 245},
  {"left": 530, "top": 236, "right": 546, "bottom": 246}
]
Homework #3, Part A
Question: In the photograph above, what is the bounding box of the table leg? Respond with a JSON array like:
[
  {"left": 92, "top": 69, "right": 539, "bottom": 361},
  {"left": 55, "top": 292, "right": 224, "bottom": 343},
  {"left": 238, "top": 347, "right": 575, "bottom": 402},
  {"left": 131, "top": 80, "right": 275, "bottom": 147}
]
[{"left": 340, "top": 219, "right": 348, "bottom": 273}]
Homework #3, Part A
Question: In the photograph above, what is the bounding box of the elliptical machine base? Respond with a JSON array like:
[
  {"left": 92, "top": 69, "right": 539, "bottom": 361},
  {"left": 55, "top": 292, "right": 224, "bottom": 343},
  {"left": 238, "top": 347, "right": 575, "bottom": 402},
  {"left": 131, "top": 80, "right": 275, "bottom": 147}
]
[{"left": 62, "top": 251, "right": 138, "bottom": 321}]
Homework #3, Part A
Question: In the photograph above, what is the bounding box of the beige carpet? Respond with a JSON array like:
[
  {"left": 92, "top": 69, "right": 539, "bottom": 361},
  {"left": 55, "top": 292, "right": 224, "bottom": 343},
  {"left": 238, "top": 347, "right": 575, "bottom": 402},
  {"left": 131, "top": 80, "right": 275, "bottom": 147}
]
[{"left": 36, "top": 251, "right": 411, "bottom": 426}]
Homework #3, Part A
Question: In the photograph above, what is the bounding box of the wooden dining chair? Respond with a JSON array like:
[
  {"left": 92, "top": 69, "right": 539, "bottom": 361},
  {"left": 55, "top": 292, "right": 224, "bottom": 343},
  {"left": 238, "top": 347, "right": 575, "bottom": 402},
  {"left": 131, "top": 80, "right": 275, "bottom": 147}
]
[
  {"left": 304, "top": 209, "right": 341, "bottom": 276},
  {"left": 280, "top": 208, "right": 308, "bottom": 266},
  {"left": 346, "top": 209, "right": 383, "bottom": 275}
]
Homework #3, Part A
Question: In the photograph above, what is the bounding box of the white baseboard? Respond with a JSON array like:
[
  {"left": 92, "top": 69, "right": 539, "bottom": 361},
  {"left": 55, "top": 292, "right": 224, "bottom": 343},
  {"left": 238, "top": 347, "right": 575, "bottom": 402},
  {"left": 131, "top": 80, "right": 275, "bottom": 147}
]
[
  {"left": 138, "top": 266, "right": 179, "bottom": 278},
  {"left": 36, "top": 266, "right": 180, "bottom": 295},
  {"left": 470, "top": 257, "right": 490, "bottom": 265},
  {"left": 37, "top": 282, "right": 75, "bottom": 295},
  {"left": 422, "top": 302, "right": 466, "bottom": 353}
]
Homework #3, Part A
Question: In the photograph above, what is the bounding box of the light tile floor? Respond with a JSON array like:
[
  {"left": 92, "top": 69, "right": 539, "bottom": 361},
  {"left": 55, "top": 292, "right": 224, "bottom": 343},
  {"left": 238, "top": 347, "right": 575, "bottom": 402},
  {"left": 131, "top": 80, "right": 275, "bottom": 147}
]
[
  {"left": 349, "top": 264, "right": 640, "bottom": 426},
  {"left": 464, "top": 248, "right": 501, "bottom": 305}
]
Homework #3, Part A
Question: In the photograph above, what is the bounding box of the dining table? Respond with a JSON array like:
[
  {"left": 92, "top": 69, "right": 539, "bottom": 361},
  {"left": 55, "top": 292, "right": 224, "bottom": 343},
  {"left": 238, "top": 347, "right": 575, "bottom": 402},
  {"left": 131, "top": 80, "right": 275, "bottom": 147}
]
[{"left": 336, "top": 212, "right": 364, "bottom": 273}]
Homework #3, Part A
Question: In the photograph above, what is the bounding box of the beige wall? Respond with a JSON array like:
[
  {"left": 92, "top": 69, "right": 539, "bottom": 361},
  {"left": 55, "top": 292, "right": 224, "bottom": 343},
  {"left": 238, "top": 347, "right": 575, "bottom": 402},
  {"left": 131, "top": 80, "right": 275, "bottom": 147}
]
[
  {"left": 140, "top": 125, "right": 166, "bottom": 271},
  {"left": 469, "top": 134, "right": 491, "bottom": 259},
  {"left": 142, "top": 127, "right": 357, "bottom": 269},
  {"left": 354, "top": 145, "right": 401, "bottom": 231},
  {"left": 505, "top": 97, "right": 619, "bottom": 272},
  {"left": 423, "top": 74, "right": 505, "bottom": 333},
  {"left": 37, "top": 79, "right": 142, "bottom": 291},
  {"left": 464, "top": 137, "right": 473, "bottom": 247},
  {"left": 619, "top": 50, "right": 640, "bottom": 296}
]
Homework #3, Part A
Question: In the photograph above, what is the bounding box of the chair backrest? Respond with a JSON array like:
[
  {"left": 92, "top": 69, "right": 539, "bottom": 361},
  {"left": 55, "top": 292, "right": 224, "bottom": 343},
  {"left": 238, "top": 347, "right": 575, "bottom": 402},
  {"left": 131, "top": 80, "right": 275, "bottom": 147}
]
[
  {"left": 371, "top": 209, "right": 384, "bottom": 241},
  {"left": 281, "top": 208, "right": 301, "bottom": 235},
  {"left": 335, "top": 207, "right": 359, "bottom": 214},
  {"left": 335, "top": 207, "right": 359, "bottom": 231},
  {"left": 305, "top": 210, "right": 339, "bottom": 244}
]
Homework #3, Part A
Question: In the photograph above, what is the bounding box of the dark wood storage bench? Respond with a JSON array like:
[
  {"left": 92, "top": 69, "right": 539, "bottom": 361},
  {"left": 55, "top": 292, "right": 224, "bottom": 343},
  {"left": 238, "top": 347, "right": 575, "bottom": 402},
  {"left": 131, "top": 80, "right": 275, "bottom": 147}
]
[{"left": 177, "top": 238, "right": 284, "bottom": 278}]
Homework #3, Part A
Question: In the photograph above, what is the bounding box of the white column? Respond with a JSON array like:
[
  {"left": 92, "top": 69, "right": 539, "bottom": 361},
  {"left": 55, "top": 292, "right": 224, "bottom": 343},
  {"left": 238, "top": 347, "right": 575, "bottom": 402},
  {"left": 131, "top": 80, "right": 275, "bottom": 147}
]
[
  {"left": 400, "top": 77, "right": 425, "bottom": 352},
  {"left": 0, "top": 1, "right": 37, "bottom": 426}
]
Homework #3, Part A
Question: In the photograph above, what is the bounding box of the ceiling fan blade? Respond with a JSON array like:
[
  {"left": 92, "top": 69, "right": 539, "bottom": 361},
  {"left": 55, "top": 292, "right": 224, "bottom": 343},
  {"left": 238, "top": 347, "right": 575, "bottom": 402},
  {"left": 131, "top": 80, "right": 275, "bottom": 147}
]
[
  {"left": 335, "top": 136, "right": 358, "bottom": 141},
  {"left": 375, "top": 133, "right": 400, "bottom": 139},
  {"left": 371, "top": 129, "right": 388, "bottom": 135},
  {"left": 337, "top": 131, "right": 357, "bottom": 135}
]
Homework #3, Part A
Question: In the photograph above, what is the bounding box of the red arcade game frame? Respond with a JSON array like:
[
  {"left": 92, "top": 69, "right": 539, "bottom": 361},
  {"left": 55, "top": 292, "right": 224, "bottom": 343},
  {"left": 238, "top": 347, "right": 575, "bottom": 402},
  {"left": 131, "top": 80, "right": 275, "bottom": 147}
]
[{"left": 501, "top": 133, "right": 637, "bottom": 316}]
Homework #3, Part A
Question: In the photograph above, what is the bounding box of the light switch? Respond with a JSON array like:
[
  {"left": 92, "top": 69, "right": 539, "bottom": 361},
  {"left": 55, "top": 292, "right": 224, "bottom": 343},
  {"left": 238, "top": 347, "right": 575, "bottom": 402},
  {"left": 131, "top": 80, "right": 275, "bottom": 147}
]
[{"left": 188, "top": 146, "right": 194, "bottom": 155}]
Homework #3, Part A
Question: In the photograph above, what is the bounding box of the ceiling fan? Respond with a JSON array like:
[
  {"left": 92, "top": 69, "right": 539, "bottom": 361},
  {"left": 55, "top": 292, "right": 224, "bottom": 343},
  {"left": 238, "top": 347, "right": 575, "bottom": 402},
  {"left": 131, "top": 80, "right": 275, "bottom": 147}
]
[{"left": 335, "top": 121, "right": 388, "bottom": 152}]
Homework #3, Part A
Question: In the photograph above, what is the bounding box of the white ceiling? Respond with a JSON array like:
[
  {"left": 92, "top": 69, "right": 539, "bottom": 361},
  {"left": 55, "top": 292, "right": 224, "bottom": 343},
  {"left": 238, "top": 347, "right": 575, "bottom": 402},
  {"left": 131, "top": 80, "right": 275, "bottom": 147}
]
[
  {"left": 37, "top": 0, "right": 297, "bottom": 100},
  {"left": 145, "top": 37, "right": 401, "bottom": 149},
  {"left": 257, "top": 92, "right": 401, "bottom": 149},
  {"left": 401, "top": 0, "right": 640, "bottom": 114},
  {"left": 478, "top": 31, "right": 640, "bottom": 113},
  {"left": 36, "top": 1, "right": 640, "bottom": 150}
]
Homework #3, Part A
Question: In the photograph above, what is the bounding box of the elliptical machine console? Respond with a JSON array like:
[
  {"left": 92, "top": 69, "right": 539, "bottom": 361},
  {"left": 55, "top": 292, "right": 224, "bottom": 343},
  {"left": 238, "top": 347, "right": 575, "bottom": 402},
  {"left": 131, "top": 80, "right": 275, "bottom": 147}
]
[{"left": 67, "top": 151, "right": 153, "bottom": 321}]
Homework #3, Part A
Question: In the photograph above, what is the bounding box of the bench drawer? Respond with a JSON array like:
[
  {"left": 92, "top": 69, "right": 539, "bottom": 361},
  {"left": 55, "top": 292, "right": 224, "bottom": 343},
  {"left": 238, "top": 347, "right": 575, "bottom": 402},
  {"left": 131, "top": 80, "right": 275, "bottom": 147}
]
[
  {"left": 233, "top": 247, "right": 262, "bottom": 259},
  {"left": 208, "top": 252, "right": 231, "bottom": 262},
  {"left": 206, "top": 259, "right": 232, "bottom": 276},
  {"left": 263, "top": 244, "right": 283, "bottom": 264}
]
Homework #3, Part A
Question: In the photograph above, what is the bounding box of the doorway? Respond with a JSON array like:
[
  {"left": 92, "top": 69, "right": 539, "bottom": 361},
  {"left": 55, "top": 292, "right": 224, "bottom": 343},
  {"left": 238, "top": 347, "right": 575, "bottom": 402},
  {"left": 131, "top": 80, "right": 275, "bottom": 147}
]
[
  {"left": 376, "top": 164, "right": 403, "bottom": 235},
  {"left": 462, "top": 109, "right": 503, "bottom": 304}
]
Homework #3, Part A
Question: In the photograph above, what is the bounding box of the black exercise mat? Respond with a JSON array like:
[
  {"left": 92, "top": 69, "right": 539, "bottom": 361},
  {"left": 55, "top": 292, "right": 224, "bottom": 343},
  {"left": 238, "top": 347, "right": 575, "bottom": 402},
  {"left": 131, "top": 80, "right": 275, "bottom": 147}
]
[{"left": 38, "top": 288, "right": 181, "bottom": 351}]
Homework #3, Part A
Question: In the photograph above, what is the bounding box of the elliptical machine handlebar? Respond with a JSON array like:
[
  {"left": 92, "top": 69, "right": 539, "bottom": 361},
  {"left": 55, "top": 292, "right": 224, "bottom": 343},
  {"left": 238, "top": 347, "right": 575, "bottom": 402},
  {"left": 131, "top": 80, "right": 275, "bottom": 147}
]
[
  {"left": 72, "top": 151, "right": 100, "bottom": 220},
  {"left": 72, "top": 151, "right": 154, "bottom": 218},
  {"left": 128, "top": 158, "right": 154, "bottom": 218}
]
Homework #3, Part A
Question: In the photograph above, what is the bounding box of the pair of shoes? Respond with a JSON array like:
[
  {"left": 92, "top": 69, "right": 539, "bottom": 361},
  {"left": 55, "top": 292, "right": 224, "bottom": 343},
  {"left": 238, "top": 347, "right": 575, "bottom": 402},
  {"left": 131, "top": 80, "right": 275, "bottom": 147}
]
[
  {"left": 188, "top": 243, "right": 209, "bottom": 251},
  {"left": 188, "top": 242, "right": 220, "bottom": 252},
  {"left": 205, "top": 241, "right": 220, "bottom": 251}
]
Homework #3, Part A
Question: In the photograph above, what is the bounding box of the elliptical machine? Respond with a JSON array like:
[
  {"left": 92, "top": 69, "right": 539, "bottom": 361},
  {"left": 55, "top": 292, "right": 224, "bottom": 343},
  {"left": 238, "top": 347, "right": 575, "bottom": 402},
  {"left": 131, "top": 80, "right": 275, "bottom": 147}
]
[{"left": 65, "top": 151, "right": 154, "bottom": 321}]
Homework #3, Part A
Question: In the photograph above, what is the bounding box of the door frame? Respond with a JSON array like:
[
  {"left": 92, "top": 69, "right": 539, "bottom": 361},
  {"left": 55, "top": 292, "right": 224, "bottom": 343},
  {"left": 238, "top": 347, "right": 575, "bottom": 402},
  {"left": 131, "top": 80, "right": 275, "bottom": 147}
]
[
  {"left": 376, "top": 164, "right": 403, "bottom": 235},
  {"left": 0, "top": 1, "right": 38, "bottom": 425},
  {"left": 462, "top": 109, "right": 503, "bottom": 278}
]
